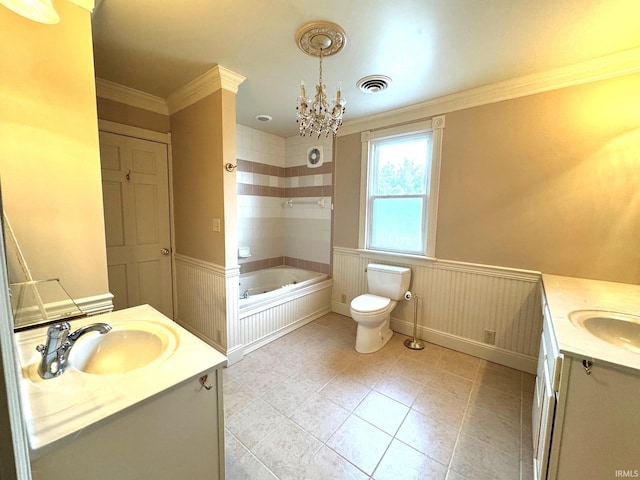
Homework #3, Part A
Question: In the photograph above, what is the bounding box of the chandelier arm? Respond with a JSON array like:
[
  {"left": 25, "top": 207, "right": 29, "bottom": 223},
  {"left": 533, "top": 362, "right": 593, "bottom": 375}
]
[{"left": 295, "top": 31, "right": 345, "bottom": 137}]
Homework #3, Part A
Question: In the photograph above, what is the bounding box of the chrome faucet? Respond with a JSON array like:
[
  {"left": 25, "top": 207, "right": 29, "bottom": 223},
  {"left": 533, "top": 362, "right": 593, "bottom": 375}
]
[
  {"left": 36, "top": 321, "right": 112, "bottom": 379},
  {"left": 241, "top": 289, "right": 250, "bottom": 299}
]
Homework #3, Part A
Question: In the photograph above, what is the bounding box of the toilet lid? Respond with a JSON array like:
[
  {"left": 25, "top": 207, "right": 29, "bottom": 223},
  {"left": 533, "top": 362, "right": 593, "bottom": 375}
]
[{"left": 351, "top": 294, "right": 391, "bottom": 313}]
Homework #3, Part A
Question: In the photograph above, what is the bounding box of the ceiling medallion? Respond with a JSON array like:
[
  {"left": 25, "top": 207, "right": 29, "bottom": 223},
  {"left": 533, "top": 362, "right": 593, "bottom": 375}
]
[
  {"left": 295, "top": 21, "right": 347, "bottom": 138},
  {"left": 295, "top": 21, "right": 347, "bottom": 57}
]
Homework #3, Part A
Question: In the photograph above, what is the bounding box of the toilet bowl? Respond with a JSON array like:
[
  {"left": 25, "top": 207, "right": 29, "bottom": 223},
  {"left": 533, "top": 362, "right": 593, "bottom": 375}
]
[
  {"left": 351, "top": 294, "right": 397, "bottom": 353},
  {"left": 349, "top": 264, "right": 411, "bottom": 354}
]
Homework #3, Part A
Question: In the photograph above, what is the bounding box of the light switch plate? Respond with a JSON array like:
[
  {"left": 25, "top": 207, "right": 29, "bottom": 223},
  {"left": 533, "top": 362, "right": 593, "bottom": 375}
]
[{"left": 212, "top": 218, "right": 221, "bottom": 232}]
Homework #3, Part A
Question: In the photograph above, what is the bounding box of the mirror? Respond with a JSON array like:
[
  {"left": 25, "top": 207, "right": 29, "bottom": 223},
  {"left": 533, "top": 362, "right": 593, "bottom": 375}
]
[
  {"left": 0, "top": 185, "right": 32, "bottom": 478},
  {"left": 3, "top": 214, "right": 84, "bottom": 331}
]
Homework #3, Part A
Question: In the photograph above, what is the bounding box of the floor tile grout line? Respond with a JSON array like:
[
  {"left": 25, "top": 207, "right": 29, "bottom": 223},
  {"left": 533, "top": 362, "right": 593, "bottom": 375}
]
[
  {"left": 225, "top": 427, "right": 280, "bottom": 480},
  {"left": 446, "top": 368, "right": 476, "bottom": 476},
  {"left": 224, "top": 315, "right": 533, "bottom": 480}
]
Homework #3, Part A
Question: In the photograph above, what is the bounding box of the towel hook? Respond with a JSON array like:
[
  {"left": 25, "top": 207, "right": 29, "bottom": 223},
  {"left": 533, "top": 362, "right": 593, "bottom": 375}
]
[
  {"left": 224, "top": 163, "right": 237, "bottom": 172},
  {"left": 199, "top": 374, "right": 213, "bottom": 390}
]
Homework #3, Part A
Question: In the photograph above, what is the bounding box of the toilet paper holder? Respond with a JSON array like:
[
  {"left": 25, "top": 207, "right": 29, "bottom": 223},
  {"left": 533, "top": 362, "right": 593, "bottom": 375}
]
[{"left": 404, "top": 292, "right": 425, "bottom": 350}]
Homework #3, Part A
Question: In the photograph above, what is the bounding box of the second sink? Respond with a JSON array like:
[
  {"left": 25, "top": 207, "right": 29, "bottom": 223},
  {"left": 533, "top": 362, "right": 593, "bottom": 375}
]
[{"left": 568, "top": 310, "right": 640, "bottom": 354}]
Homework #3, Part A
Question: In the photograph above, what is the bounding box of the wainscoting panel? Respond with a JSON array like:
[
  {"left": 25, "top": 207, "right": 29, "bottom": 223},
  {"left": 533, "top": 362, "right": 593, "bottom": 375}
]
[
  {"left": 332, "top": 247, "right": 542, "bottom": 373},
  {"left": 176, "top": 254, "right": 332, "bottom": 364},
  {"left": 239, "top": 280, "right": 333, "bottom": 353},
  {"left": 175, "top": 254, "right": 236, "bottom": 355}
]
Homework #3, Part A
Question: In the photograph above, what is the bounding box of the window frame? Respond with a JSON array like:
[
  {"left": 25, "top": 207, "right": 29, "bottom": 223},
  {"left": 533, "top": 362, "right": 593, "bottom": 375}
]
[{"left": 358, "top": 116, "right": 445, "bottom": 258}]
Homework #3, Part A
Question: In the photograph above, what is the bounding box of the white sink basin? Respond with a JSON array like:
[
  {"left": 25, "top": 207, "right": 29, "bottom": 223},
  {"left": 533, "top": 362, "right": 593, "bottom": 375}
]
[
  {"left": 68, "top": 321, "right": 178, "bottom": 374},
  {"left": 568, "top": 310, "right": 640, "bottom": 354}
]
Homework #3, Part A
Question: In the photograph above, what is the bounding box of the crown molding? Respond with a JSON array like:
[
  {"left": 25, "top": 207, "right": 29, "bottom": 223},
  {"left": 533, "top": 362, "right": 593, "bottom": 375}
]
[
  {"left": 95, "top": 78, "right": 169, "bottom": 115},
  {"left": 338, "top": 47, "right": 640, "bottom": 137},
  {"left": 166, "top": 65, "right": 246, "bottom": 115}
]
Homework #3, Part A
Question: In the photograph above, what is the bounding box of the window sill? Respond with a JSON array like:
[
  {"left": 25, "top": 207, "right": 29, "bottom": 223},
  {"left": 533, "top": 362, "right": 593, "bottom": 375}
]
[{"left": 354, "top": 249, "right": 437, "bottom": 266}]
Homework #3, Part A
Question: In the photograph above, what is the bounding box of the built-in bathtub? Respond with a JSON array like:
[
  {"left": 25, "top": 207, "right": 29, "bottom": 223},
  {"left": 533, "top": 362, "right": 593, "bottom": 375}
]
[{"left": 238, "top": 266, "right": 333, "bottom": 353}]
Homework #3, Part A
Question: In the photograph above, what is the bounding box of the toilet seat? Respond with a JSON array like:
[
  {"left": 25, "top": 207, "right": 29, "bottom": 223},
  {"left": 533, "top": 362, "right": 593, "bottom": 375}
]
[{"left": 350, "top": 294, "right": 391, "bottom": 314}]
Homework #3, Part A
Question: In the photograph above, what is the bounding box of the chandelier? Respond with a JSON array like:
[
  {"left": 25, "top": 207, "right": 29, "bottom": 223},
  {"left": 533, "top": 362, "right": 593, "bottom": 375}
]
[
  {"left": 295, "top": 22, "right": 347, "bottom": 138},
  {"left": 0, "top": 0, "right": 60, "bottom": 23}
]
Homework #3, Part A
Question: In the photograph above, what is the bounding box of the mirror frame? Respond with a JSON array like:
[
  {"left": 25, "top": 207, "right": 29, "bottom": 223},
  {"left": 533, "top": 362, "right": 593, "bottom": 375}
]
[{"left": 0, "top": 202, "right": 32, "bottom": 479}]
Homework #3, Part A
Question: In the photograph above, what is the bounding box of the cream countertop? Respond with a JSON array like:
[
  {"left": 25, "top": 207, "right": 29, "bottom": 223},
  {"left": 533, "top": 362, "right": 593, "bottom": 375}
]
[
  {"left": 14, "top": 304, "right": 227, "bottom": 459},
  {"left": 542, "top": 274, "right": 640, "bottom": 373}
]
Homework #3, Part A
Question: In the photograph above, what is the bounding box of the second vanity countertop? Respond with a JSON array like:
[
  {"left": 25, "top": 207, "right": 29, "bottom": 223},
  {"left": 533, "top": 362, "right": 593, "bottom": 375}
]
[
  {"left": 542, "top": 274, "right": 640, "bottom": 372},
  {"left": 15, "top": 304, "right": 227, "bottom": 459}
]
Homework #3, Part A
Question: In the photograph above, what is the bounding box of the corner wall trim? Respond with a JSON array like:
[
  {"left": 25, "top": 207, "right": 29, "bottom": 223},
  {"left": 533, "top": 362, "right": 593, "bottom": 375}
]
[
  {"left": 95, "top": 78, "right": 169, "bottom": 115},
  {"left": 338, "top": 47, "right": 640, "bottom": 136},
  {"left": 166, "top": 65, "right": 247, "bottom": 115}
]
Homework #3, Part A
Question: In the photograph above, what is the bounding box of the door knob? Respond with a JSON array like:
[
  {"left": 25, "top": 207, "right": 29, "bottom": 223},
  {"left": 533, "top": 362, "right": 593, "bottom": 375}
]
[{"left": 160, "top": 248, "right": 171, "bottom": 256}]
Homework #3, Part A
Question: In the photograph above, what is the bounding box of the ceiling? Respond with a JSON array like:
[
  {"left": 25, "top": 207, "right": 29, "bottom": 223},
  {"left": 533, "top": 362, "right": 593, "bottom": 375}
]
[{"left": 91, "top": 0, "right": 640, "bottom": 138}]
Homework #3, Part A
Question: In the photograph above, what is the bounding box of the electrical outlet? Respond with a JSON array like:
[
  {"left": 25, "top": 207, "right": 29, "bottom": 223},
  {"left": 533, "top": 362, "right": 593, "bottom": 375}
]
[
  {"left": 212, "top": 218, "right": 221, "bottom": 232},
  {"left": 484, "top": 329, "right": 496, "bottom": 345}
]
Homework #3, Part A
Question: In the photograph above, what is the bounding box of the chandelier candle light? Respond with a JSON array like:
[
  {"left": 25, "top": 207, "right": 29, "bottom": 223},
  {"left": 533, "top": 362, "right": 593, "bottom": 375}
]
[{"left": 295, "top": 21, "right": 347, "bottom": 138}]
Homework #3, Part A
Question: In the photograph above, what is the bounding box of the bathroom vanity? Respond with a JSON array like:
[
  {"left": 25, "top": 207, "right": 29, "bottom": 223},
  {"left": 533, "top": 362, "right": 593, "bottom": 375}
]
[
  {"left": 533, "top": 275, "right": 640, "bottom": 480},
  {"left": 15, "top": 305, "right": 227, "bottom": 480}
]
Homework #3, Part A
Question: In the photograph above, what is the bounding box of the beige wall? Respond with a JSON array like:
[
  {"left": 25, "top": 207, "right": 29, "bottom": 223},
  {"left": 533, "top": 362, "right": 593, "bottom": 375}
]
[
  {"left": 0, "top": 2, "right": 109, "bottom": 299},
  {"left": 220, "top": 90, "right": 238, "bottom": 267},
  {"left": 96, "top": 97, "right": 170, "bottom": 133},
  {"left": 334, "top": 72, "right": 640, "bottom": 284},
  {"left": 333, "top": 132, "right": 361, "bottom": 249},
  {"left": 171, "top": 90, "right": 237, "bottom": 266}
]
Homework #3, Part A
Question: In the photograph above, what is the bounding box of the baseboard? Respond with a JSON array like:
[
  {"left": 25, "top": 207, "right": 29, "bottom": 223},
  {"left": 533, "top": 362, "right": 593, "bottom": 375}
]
[
  {"left": 331, "top": 300, "right": 536, "bottom": 374},
  {"left": 391, "top": 317, "right": 537, "bottom": 374},
  {"left": 225, "top": 345, "right": 245, "bottom": 366},
  {"left": 331, "top": 301, "right": 351, "bottom": 317}
]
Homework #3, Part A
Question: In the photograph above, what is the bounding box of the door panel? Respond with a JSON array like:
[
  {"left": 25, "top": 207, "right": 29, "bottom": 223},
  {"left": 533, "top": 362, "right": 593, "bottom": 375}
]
[
  {"left": 99, "top": 131, "right": 173, "bottom": 318},
  {"left": 107, "top": 263, "right": 129, "bottom": 312},
  {"left": 102, "top": 181, "right": 125, "bottom": 247}
]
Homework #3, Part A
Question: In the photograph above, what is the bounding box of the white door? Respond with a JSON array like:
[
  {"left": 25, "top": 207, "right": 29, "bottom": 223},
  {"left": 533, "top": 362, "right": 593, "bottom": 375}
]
[{"left": 99, "top": 131, "right": 173, "bottom": 318}]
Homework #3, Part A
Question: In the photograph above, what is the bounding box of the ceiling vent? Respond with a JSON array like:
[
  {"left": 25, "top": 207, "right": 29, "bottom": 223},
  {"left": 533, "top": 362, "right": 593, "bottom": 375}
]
[{"left": 357, "top": 75, "right": 392, "bottom": 93}]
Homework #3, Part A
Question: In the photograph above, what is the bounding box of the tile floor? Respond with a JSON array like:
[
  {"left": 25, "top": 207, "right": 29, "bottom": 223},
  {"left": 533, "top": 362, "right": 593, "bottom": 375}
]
[{"left": 223, "top": 312, "right": 535, "bottom": 480}]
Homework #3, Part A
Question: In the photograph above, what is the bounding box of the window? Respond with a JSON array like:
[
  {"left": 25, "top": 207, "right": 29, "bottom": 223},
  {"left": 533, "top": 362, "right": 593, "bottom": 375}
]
[{"left": 360, "top": 117, "right": 444, "bottom": 257}]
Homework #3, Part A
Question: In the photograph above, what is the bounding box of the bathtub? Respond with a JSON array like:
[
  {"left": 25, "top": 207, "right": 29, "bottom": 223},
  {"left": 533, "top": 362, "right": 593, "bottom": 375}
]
[
  {"left": 239, "top": 266, "right": 326, "bottom": 302},
  {"left": 238, "top": 266, "right": 333, "bottom": 352}
]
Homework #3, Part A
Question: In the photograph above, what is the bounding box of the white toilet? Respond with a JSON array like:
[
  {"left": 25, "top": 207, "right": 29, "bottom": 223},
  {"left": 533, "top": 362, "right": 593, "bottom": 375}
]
[{"left": 350, "top": 263, "right": 411, "bottom": 354}]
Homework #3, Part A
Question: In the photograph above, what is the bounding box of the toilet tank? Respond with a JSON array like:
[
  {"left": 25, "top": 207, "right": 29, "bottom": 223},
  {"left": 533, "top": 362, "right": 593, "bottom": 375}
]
[{"left": 366, "top": 264, "right": 411, "bottom": 300}]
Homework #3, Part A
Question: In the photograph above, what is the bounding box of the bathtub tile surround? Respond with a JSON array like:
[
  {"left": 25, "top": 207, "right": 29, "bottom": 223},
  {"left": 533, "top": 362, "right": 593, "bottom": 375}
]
[
  {"left": 236, "top": 124, "right": 333, "bottom": 275},
  {"left": 236, "top": 159, "right": 333, "bottom": 199},
  {"left": 224, "top": 312, "right": 534, "bottom": 480},
  {"left": 177, "top": 123, "right": 336, "bottom": 367}
]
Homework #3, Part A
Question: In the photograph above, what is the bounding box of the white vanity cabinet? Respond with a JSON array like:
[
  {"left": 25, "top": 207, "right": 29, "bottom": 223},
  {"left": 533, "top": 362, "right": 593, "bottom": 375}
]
[
  {"left": 532, "top": 295, "right": 562, "bottom": 480},
  {"left": 16, "top": 306, "right": 228, "bottom": 480},
  {"left": 548, "top": 356, "right": 640, "bottom": 479},
  {"left": 30, "top": 368, "right": 225, "bottom": 480},
  {"left": 535, "top": 277, "right": 640, "bottom": 480}
]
